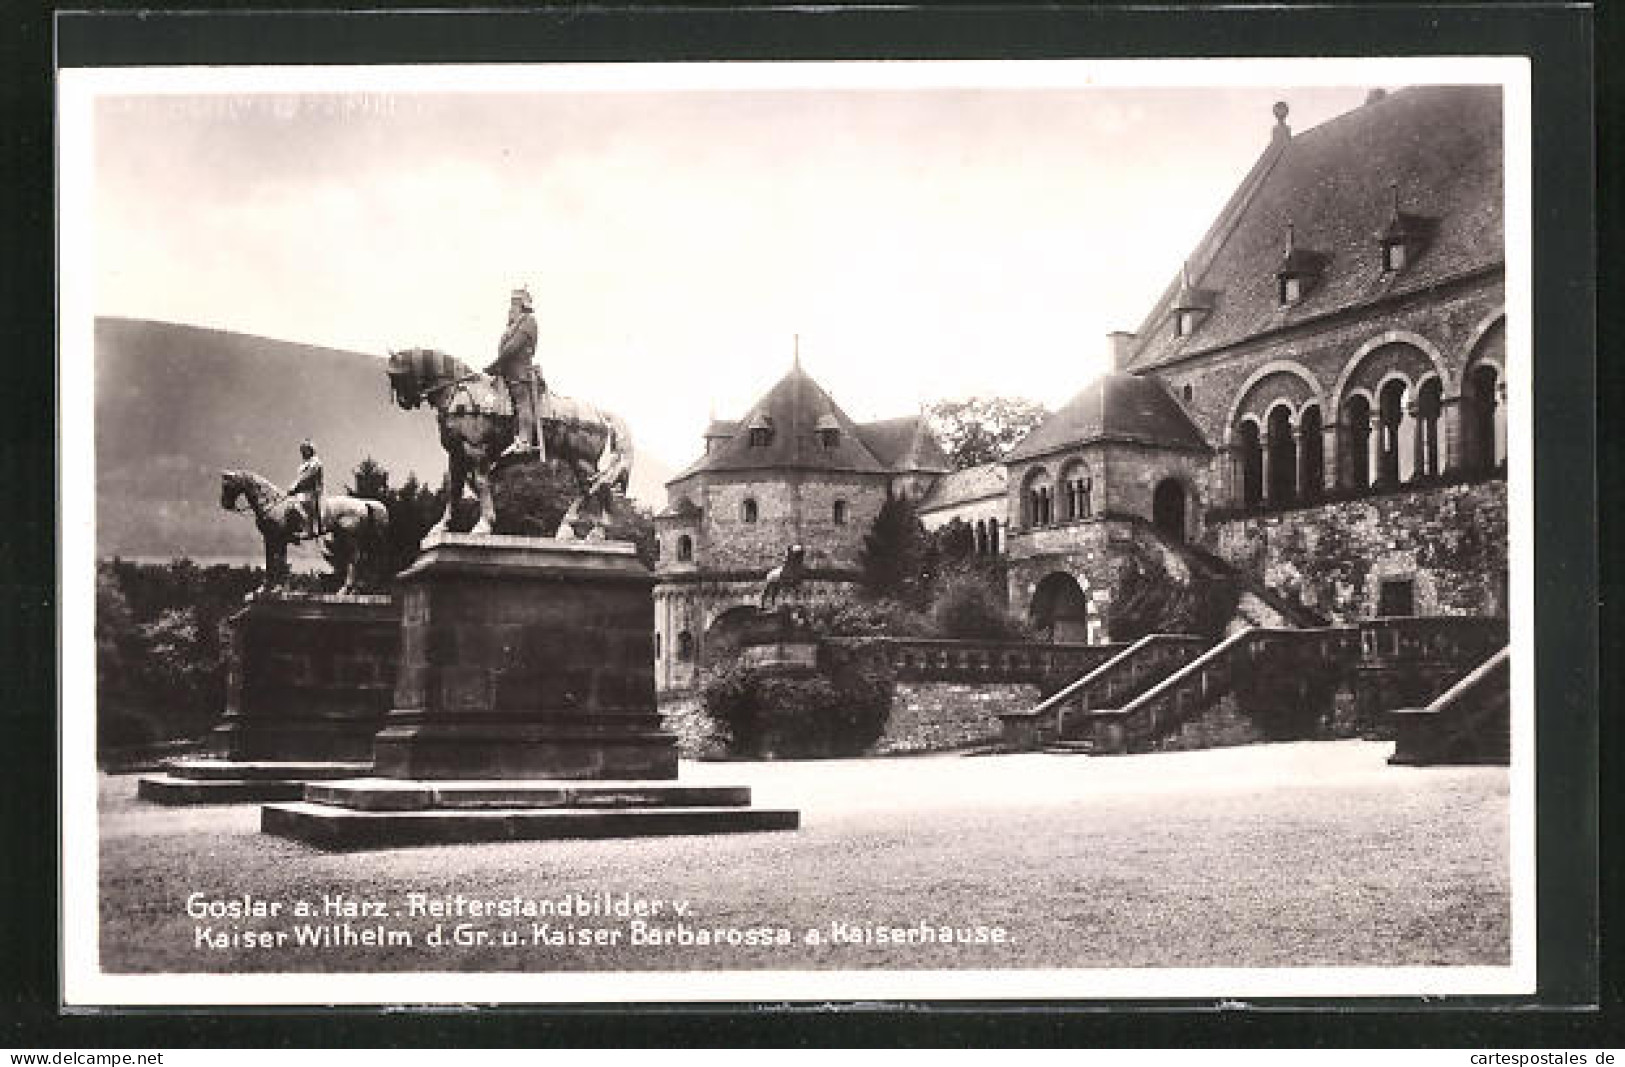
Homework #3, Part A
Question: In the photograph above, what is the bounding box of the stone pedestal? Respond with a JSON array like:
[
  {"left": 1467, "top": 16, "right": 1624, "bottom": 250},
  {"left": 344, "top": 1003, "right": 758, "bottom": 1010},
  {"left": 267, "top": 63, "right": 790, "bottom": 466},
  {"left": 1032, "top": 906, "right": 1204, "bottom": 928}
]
[
  {"left": 735, "top": 607, "right": 820, "bottom": 676},
  {"left": 263, "top": 534, "right": 798, "bottom": 850},
  {"left": 137, "top": 593, "right": 397, "bottom": 804},
  {"left": 372, "top": 533, "right": 676, "bottom": 780}
]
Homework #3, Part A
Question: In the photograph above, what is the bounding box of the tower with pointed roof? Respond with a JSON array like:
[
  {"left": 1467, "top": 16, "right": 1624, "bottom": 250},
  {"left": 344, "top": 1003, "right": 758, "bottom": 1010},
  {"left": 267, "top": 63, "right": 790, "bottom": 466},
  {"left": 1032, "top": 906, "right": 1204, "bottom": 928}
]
[
  {"left": 653, "top": 353, "right": 952, "bottom": 691},
  {"left": 1002, "top": 86, "right": 1509, "bottom": 639}
]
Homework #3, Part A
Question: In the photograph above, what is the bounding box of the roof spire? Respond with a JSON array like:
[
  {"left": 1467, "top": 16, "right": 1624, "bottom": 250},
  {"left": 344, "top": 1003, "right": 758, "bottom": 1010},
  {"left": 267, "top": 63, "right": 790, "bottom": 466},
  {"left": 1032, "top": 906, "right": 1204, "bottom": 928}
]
[
  {"left": 1181, "top": 260, "right": 1193, "bottom": 289},
  {"left": 1272, "top": 100, "right": 1291, "bottom": 141},
  {"left": 1389, "top": 180, "right": 1402, "bottom": 219},
  {"left": 793, "top": 333, "right": 800, "bottom": 370},
  {"left": 1284, "top": 219, "right": 1296, "bottom": 255}
]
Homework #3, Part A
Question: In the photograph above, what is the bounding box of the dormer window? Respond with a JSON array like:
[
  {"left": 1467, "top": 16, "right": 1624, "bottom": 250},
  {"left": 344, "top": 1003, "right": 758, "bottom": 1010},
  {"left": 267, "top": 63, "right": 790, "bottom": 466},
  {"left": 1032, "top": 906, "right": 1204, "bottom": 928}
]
[
  {"left": 1171, "top": 263, "right": 1215, "bottom": 339},
  {"left": 746, "top": 411, "right": 774, "bottom": 447},
  {"left": 1382, "top": 240, "right": 1407, "bottom": 273},
  {"left": 1274, "top": 222, "right": 1324, "bottom": 308},
  {"left": 815, "top": 412, "right": 841, "bottom": 449},
  {"left": 1376, "top": 182, "right": 1426, "bottom": 276}
]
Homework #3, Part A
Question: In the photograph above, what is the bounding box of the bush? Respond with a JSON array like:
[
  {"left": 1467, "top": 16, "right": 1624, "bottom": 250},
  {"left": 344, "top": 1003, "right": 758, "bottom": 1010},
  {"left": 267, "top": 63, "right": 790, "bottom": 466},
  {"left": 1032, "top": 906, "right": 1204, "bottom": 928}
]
[
  {"left": 803, "top": 597, "right": 936, "bottom": 639},
  {"left": 931, "top": 570, "right": 1027, "bottom": 641},
  {"left": 699, "top": 659, "right": 894, "bottom": 759}
]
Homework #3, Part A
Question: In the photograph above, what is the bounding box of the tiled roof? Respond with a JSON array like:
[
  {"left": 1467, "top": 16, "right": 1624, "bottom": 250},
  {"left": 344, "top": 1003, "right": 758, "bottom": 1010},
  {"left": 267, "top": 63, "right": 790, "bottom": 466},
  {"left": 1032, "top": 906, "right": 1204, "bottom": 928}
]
[
  {"left": 674, "top": 363, "right": 889, "bottom": 476},
  {"left": 918, "top": 463, "right": 1008, "bottom": 511},
  {"left": 857, "top": 416, "right": 954, "bottom": 475},
  {"left": 1007, "top": 372, "right": 1210, "bottom": 462},
  {"left": 1124, "top": 85, "right": 1504, "bottom": 372}
]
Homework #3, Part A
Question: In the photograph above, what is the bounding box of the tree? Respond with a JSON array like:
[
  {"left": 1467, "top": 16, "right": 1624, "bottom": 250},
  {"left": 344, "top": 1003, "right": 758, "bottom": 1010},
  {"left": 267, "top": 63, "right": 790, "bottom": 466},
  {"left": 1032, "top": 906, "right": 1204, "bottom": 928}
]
[
  {"left": 927, "top": 396, "right": 1051, "bottom": 470},
  {"left": 859, "top": 490, "right": 932, "bottom": 606}
]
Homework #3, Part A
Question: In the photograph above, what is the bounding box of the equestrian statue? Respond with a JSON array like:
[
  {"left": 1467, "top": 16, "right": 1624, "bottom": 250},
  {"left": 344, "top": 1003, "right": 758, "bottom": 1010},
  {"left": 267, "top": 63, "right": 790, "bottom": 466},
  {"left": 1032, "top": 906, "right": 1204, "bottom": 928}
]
[
  {"left": 384, "top": 345, "right": 634, "bottom": 543},
  {"left": 220, "top": 462, "right": 389, "bottom": 595}
]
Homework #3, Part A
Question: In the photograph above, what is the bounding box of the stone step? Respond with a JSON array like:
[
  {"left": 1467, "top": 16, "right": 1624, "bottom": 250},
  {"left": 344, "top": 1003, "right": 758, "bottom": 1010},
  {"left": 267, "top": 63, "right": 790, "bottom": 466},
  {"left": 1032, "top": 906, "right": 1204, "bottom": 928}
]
[
  {"left": 1042, "top": 741, "right": 1096, "bottom": 755},
  {"left": 303, "top": 778, "right": 755, "bottom": 813},
  {"left": 164, "top": 758, "right": 374, "bottom": 782},
  {"left": 137, "top": 775, "right": 311, "bottom": 805},
  {"left": 261, "top": 801, "right": 800, "bottom": 851}
]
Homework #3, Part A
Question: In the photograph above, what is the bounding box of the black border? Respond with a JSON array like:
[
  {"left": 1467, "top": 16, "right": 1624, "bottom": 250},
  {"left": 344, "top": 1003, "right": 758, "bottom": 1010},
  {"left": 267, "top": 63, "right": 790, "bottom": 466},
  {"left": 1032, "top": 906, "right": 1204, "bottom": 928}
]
[{"left": 6, "top": 2, "right": 1609, "bottom": 1048}]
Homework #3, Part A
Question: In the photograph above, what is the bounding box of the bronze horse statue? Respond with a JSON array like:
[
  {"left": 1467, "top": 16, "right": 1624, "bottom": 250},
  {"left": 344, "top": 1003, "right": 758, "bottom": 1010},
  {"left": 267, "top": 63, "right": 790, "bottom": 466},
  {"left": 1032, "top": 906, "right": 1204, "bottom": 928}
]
[
  {"left": 385, "top": 347, "right": 634, "bottom": 542},
  {"left": 220, "top": 469, "right": 389, "bottom": 594},
  {"left": 759, "top": 544, "right": 807, "bottom": 610}
]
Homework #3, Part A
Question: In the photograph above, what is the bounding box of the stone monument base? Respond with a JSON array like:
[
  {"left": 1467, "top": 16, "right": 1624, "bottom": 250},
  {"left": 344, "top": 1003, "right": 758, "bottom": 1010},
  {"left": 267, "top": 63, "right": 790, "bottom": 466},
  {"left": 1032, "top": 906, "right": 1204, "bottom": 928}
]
[
  {"left": 137, "top": 758, "right": 373, "bottom": 804},
  {"left": 137, "top": 592, "right": 399, "bottom": 805},
  {"left": 260, "top": 533, "right": 799, "bottom": 849},
  {"left": 261, "top": 777, "right": 798, "bottom": 850}
]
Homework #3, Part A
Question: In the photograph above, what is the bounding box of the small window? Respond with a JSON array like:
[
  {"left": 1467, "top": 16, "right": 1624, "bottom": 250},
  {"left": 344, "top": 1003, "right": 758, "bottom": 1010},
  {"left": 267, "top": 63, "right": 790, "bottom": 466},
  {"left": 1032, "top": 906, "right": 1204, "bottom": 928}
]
[
  {"left": 1182, "top": 383, "right": 1194, "bottom": 403},
  {"left": 1382, "top": 241, "right": 1407, "bottom": 273},
  {"left": 833, "top": 499, "right": 848, "bottom": 525},
  {"left": 742, "top": 498, "right": 759, "bottom": 523},
  {"left": 1377, "top": 579, "right": 1415, "bottom": 618},
  {"left": 677, "top": 631, "right": 694, "bottom": 661},
  {"left": 749, "top": 427, "right": 772, "bottom": 447},
  {"left": 655, "top": 632, "right": 661, "bottom": 658},
  {"left": 1174, "top": 310, "right": 1199, "bottom": 338},
  {"left": 819, "top": 427, "right": 841, "bottom": 449},
  {"left": 1279, "top": 275, "right": 1303, "bottom": 306},
  {"left": 653, "top": 538, "right": 662, "bottom": 561},
  {"left": 677, "top": 534, "right": 693, "bottom": 561}
]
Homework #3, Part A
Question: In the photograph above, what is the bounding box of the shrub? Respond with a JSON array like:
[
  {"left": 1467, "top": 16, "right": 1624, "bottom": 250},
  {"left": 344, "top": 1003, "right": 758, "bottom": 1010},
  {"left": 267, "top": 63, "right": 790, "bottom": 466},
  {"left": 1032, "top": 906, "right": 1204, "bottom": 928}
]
[
  {"left": 931, "top": 570, "right": 1027, "bottom": 641},
  {"left": 699, "top": 659, "right": 894, "bottom": 759},
  {"left": 804, "top": 597, "right": 936, "bottom": 639}
]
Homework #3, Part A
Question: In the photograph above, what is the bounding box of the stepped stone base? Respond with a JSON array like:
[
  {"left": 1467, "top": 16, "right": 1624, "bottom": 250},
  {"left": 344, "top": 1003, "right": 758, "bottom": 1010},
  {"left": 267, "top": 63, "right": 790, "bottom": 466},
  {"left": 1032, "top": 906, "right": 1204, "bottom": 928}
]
[
  {"left": 137, "top": 760, "right": 372, "bottom": 805},
  {"left": 262, "top": 778, "right": 798, "bottom": 851}
]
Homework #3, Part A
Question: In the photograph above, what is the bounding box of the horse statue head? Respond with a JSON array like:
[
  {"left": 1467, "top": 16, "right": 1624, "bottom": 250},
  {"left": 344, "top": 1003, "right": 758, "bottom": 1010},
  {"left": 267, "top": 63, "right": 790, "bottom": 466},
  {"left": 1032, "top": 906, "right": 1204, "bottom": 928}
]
[{"left": 220, "top": 469, "right": 252, "bottom": 512}]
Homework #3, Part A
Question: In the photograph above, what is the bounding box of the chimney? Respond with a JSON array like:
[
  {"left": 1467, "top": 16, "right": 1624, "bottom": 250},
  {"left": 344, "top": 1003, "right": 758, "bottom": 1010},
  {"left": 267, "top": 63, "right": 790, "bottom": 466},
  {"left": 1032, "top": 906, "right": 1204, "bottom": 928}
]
[
  {"left": 1272, "top": 100, "right": 1291, "bottom": 142},
  {"left": 1365, "top": 87, "right": 1388, "bottom": 106},
  {"left": 1107, "top": 331, "right": 1137, "bottom": 371}
]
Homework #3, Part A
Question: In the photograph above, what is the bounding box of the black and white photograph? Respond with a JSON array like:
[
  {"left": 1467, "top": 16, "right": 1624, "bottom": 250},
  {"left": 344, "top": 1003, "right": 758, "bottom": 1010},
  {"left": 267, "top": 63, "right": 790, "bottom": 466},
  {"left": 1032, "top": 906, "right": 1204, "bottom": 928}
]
[{"left": 57, "top": 54, "right": 1536, "bottom": 1006}]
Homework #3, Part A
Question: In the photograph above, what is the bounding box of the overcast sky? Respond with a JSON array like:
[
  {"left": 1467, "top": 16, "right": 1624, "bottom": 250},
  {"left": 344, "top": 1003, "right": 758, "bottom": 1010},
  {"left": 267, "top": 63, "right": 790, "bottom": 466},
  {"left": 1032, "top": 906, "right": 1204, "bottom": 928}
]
[{"left": 89, "top": 69, "right": 1376, "bottom": 471}]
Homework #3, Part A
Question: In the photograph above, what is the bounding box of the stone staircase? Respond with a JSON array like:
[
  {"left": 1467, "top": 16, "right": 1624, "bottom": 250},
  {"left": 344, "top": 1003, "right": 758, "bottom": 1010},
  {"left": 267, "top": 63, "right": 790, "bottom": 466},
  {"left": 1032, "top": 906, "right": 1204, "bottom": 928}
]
[
  {"left": 1087, "top": 626, "right": 1359, "bottom": 754},
  {"left": 998, "top": 633, "right": 1210, "bottom": 752},
  {"left": 1388, "top": 645, "right": 1510, "bottom": 765}
]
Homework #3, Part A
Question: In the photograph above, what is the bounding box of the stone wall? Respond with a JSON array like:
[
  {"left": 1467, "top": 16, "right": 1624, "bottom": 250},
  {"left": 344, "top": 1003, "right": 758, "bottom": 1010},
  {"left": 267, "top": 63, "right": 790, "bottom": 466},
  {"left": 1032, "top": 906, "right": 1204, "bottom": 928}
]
[
  {"left": 1202, "top": 478, "right": 1508, "bottom": 622},
  {"left": 872, "top": 681, "right": 1040, "bottom": 755},
  {"left": 683, "top": 471, "right": 890, "bottom": 573}
]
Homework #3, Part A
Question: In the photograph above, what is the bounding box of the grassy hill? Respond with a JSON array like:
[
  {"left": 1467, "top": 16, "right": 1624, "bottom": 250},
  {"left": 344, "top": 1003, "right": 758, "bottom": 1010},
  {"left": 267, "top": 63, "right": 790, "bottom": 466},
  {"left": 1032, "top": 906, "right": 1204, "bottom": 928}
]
[{"left": 93, "top": 318, "right": 672, "bottom": 563}]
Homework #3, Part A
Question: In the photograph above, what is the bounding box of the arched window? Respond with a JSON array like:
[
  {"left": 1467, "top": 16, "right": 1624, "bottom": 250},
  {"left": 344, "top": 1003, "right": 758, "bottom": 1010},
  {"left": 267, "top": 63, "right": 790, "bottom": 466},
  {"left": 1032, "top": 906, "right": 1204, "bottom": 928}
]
[
  {"left": 1298, "top": 405, "right": 1324, "bottom": 501},
  {"left": 1021, "top": 469, "right": 1053, "bottom": 528},
  {"left": 653, "top": 538, "right": 662, "bottom": 562},
  {"left": 655, "top": 632, "right": 662, "bottom": 658},
  {"left": 1341, "top": 395, "right": 1373, "bottom": 491},
  {"left": 741, "top": 498, "right": 759, "bottom": 523},
  {"left": 1377, "top": 379, "right": 1407, "bottom": 486},
  {"left": 677, "top": 631, "right": 694, "bottom": 662},
  {"left": 974, "top": 520, "right": 988, "bottom": 555},
  {"left": 1235, "top": 421, "right": 1263, "bottom": 508},
  {"left": 1266, "top": 405, "right": 1297, "bottom": 505},
  {"left": 1415, "top": 378, "right": 1443, "bottom": 478},
  {"left": 1463, "top": 363, "right": 1504, "bottom": 472},
  {"left": 1059, "top": 463, "right": 1092, "bottom": 522},
  {"left": 832, "top": 499, "right": 848, "bottom": 525},
  {"left": 988, "top": 519, "right": 1000, "bottom": 556},
  {"left": 677, "top": 534, "right": 693, "bottom": 562}
]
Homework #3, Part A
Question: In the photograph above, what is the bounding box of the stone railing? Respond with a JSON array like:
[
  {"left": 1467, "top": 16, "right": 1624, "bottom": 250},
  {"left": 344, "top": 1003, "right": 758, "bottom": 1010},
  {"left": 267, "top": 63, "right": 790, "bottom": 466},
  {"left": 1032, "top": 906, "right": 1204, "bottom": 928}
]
[
  {"left": 999, "top": 634, "right": 1208, "bottom": 750},
  {"left": 1091, "top": 626, "right": 1360, "bottom": 755},
  {"left": 821, "top": 637, "right": 1123, "bottom": 686},
  {"left": 1388, "top": 645, "right": 1510, "bottom": 765},
  {"left": 1358, "top": 615, "right": 1509, "bottom": 668}
]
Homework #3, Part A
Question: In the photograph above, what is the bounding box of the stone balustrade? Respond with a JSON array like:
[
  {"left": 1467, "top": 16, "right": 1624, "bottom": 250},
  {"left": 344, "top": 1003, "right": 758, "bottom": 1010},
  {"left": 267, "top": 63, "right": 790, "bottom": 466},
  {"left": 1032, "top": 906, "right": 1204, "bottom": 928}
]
[
  {"left": 1357, "top": 615, "right": 1509, "bottom": 667},
  {"left": 1388, "top": 645, "right": 1510, "bottom": 765},
  {"left": 821, "top": 636, "right": 1121, "bottom": 686}
]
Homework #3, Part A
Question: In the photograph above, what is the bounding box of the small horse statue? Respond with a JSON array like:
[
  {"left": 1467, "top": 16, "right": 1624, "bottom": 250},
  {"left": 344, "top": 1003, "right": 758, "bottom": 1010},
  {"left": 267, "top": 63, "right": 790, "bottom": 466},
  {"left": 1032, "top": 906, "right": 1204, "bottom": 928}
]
[
  {"left": 759, "top": 544, "right": 807, "bottom": 610},
  {"left": 385, "top": 347, "right": 634, "bottom": 542},
  {"left": 220, "top": 469, "right": 389, "bottom": 595}
]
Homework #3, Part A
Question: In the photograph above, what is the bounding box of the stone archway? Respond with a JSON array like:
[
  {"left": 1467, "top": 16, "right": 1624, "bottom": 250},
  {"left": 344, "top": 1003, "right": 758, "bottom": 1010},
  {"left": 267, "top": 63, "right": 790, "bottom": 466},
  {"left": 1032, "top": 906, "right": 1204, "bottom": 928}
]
[
  {"left": 1029, "top": 572, "right": 1090, "bottom": 643},
  {"left": 1152, "top": 478, "right": 1187, "bottom": 542}
]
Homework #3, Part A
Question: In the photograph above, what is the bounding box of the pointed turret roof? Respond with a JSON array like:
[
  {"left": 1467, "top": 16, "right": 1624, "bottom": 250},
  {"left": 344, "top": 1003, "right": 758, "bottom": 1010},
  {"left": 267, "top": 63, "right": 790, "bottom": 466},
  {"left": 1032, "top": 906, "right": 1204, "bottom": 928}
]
[
  {"left": 678, "top": 363, "right": 890, "bottom": 476},
  {"left": 857, "top": 416, "right": 954, "bottom": 475}
]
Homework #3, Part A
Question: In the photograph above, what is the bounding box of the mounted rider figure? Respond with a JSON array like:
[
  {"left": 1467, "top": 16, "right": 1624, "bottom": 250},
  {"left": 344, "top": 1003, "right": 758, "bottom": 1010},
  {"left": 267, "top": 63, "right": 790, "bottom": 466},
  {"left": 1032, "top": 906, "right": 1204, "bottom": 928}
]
[
  {"left": 486, "top": 285, "right": 546, "bottom": 462},
  {"left": 288, "top": 438, "right": 324, "bottom": 540}
]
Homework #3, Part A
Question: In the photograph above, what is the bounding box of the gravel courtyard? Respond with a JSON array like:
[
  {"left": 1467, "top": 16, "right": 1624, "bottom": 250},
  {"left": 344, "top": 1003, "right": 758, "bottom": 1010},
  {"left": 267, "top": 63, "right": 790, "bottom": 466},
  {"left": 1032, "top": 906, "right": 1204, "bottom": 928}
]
[{"left": 96, "top": 740, "right": 1510, "bottom": 975}]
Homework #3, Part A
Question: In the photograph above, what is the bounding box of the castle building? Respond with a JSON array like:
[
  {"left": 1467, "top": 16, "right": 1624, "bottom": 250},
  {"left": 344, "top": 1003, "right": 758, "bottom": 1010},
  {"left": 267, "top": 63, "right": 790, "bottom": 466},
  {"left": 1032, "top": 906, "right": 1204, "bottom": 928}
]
[
  {"left": 655, "top": 85, "right": 1509, "bottom": 686},
  {"left": 653, "top": 356, "right": 952, "bottom": 690},
  {"left": 1004, "top": 86, "right": 1508, "bottom": 638}
]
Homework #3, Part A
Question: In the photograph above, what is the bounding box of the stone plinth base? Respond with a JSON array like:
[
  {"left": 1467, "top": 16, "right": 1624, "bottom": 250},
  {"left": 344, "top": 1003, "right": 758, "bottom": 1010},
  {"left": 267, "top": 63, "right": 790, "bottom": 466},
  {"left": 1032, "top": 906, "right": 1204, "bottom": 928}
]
[
  {"left": 137, "top": 759, "right": 372, "bottom": 805},
  {"left": 207, "top": 592, "right": 399, "bottom": 763},
  {"left": 262, "top": 777, "right": 798, "bottom": 851},
  {"left": 373, "top": 533, "right": 676, "bottom": 781}
]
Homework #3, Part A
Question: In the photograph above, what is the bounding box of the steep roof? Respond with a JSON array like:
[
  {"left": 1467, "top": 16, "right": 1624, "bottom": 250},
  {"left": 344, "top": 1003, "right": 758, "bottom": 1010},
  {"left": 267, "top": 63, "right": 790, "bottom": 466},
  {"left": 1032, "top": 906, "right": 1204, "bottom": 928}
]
[
  {"left": 674, "top": 363, "right": 889, "bottom": 477},
  {"left": 1007, "top": 372, "right": 1210, "bottom": 462},
  {"left": 857, "top": 416, "right": 954, "bottom": 475},
  {"left": 918, "top": 463, "right": 1008, "bottom": 511},
  {"left": 1125, "top": 85, "right": 1504, "bottom": 372}
]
